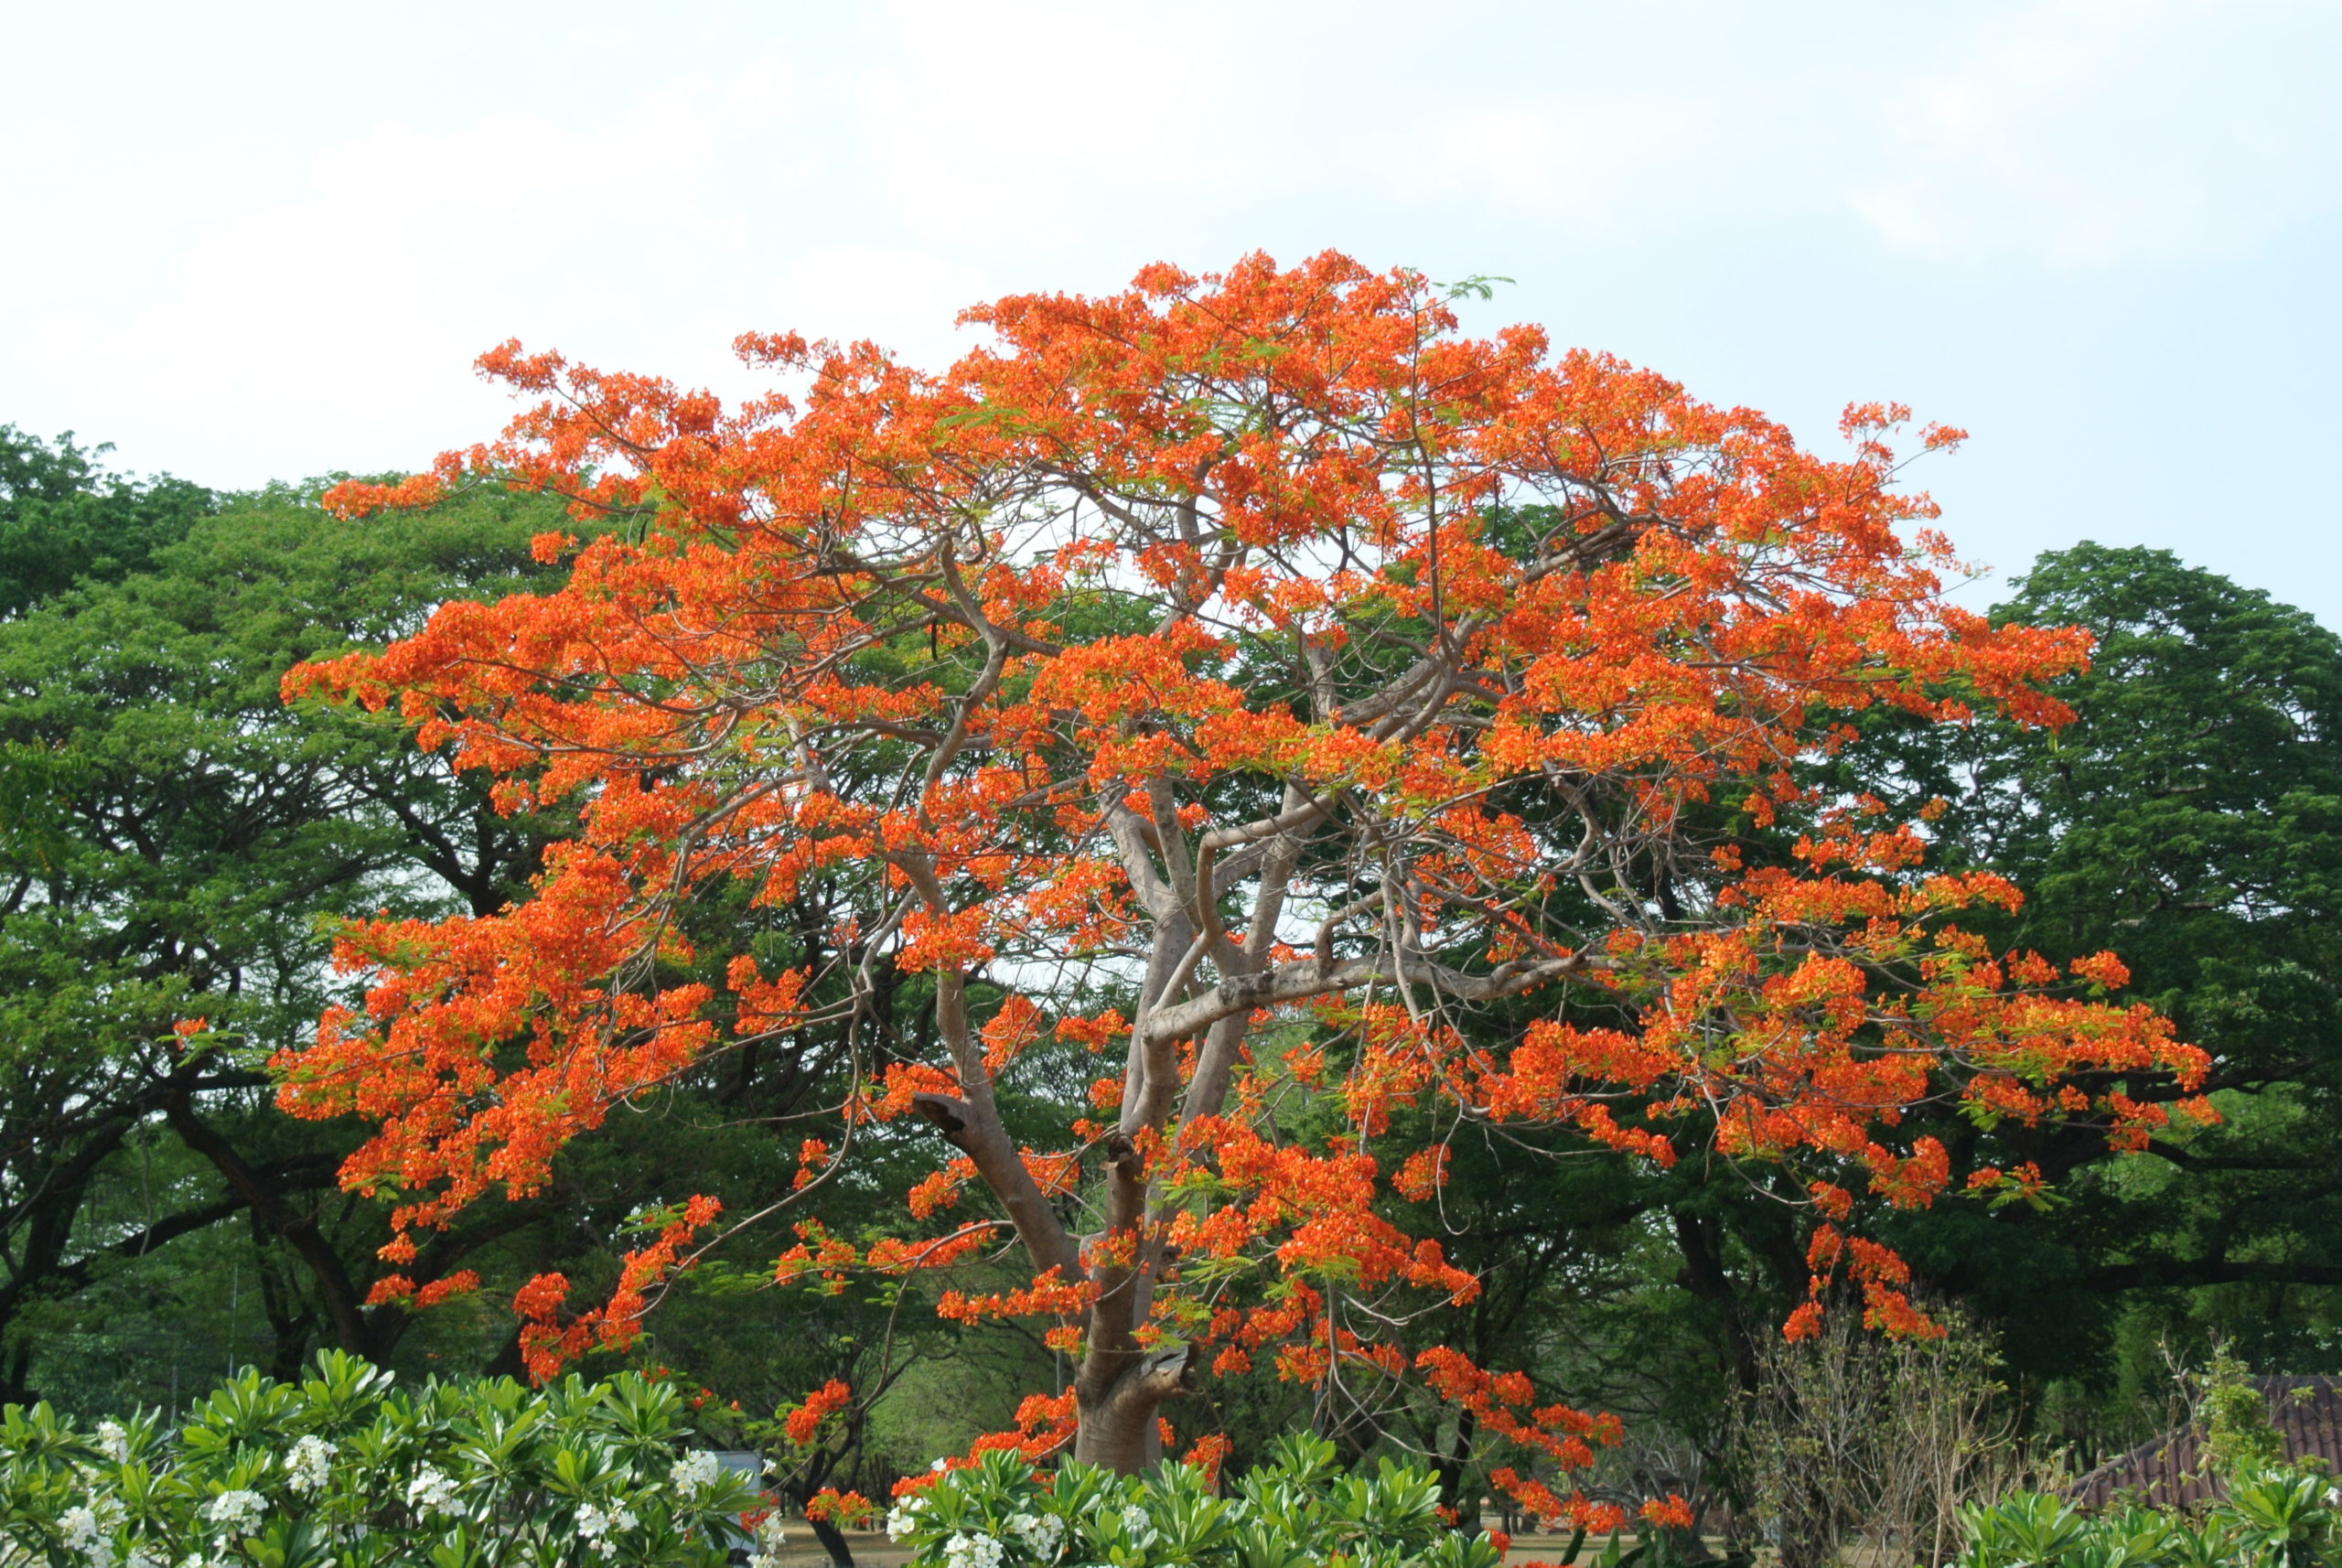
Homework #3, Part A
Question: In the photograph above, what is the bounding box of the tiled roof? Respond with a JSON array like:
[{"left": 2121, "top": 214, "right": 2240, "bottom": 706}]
[{"left": 2071, "top": 1377, "right": 2342, "bottom": 1511}]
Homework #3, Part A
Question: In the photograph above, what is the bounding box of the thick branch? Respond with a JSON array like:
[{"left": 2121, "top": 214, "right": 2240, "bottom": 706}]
[
  {"left": 163, "top": 1084, "right": 381, "bottom": 1356},
  {"left": 909, "top": 1092, "right": 1080, "bottom": 1279},
  {"left": 1100, "top": 792, "right": 1178, "bottom": 920},
  {"left": 59, "top": 1154, "right": 343, "bottom": 1285}
]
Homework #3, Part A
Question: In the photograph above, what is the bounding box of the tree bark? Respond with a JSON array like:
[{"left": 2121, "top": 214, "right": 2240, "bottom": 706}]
[{"left": 1073, "top": 1345, "right": 1191, "bottom": 1471}]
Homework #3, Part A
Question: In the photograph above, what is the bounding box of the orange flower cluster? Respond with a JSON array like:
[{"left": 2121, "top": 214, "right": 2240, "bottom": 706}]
[
  {"left": 803, "top": 1487, "right": 876, "bottom": 1527},
  {"left": 966, "top": 1391, "right": 1080, "bottom": 1462},
  {"left": 784, "top": 1379, "right": 854, "bottom": 1446},
  {"left": 1417, "top": 1346, "right": 1620, "bottom": 1470},
  {"left": 510, "top": 1196, "right": 720, "bottom": 1381},
  {"left": 361, "top": 1269, "right": 478, "bottom": 1310},
  {"left": 277, "top": 252, "right": 2207, "bottom": 1482},
  {"left": 768, "top": 1219, "right": 1000, "bottom": 1292},
  {"left": 938, "top": 1267, "right": 1097, "bottom": 1326},
  {"left": 1488, "top": 1466, "right": 1628, "bottom": 1535}
]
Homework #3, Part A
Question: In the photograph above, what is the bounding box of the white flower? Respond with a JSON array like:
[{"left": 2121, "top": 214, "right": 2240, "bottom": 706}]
[
  {"left": 930, "top": 1458, "right": 948, "bottom": 1472},
  {"left": 577, "top": 1501, "right": 638, "bottom": 1561},
  {"left": 60, "top": 1504, "right": 105, "bottom": 1558},
  {"left": 285, "top": 1434, "right": 337, "bottom": 1496},
  {"left": 670, "top": 1449, "right": 723, "bottom": 1497},
  {"left": 126, "top": 1552, "right": 162, "bottom": 1568},
  {"left": 94, "top": 1420, "right": 130, "bottom": 1464},
  {"left": 578, "top": 1503, "right": 636, "bottom": 1537},
  {"left": 202, "top": 1489, "right": 265, "bottom": 1536},
  {"left": 940, "top": 1531, "right": 1005, "bottom": 1568},
  {"left": 403, "top": 1466, "right": 458, "bottom": 1518},
  {"left": 886, "top": 1493, "right": 927, "bottom": 1541},
  {"left": 1010, "top": 1511, "right": 1067, "bottom": 1560},
  {"left": 747, "top": 1513, "right": 790, "bottom": 1568}
]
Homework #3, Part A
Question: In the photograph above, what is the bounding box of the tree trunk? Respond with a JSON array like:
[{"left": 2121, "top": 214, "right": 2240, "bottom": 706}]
[
  {"left": 1672, "top": 1210, "right": 1759, "bottom": 1396},
  {"left": 803, "top": 1511, "right": 856, "bottom": 1566},
  {"left": 1073, "top": 1345, "right": 1189, "bottom": 1470}
]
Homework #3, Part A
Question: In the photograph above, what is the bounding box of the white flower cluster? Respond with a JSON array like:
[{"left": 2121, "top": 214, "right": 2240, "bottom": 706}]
[
  {"left": 575, "top": 1501, "right": 639, "bottom": 1561},
  {"left": 201, "top": 1489, "right": 264, "bottom": 1538},
  {"left": 94, "top": 1420, "right": 131, "bottom": 1464},
  {"left": 59, "top": 1504, "right": 104, "bottom": 1553},
  {"left": 669, "top": 1449, "right": 722, "bottom": 1498},
  {"left": 404, "top": 1466, "right": 458, "bottom": 1519},
  {"left": 60, "top": 1495, "right": 124, "bottom": 1563},
  {"left": 285, "top": 1434, "right": 336, "bottom": 1496},
  {"left": 1116, "top": 1502, "right": 1157, "bottom": 1549},
  {"left": 885, "top": 1492, "right": 927, "bottom": 1541},
  {"left": 940, "top": 1530, "right": 1005, "bottom": 1568},
  {"left": 1008, "top": 1510, "right": 1066, "bottom": 1561},
  {"left": 746, "top": 1512, "right": 790, "bottom": 1568}
]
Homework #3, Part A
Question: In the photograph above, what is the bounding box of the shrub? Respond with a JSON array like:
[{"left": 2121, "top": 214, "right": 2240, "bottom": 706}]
[
  {"left": 882, "top": 1434, "right": 1501, "bottom": 1568},
  {"left": 1956, "top": 1466, "right": 2340, "bottom": 1568},
  {"left": 1724, "top": 1300, "right": 2020, "bottom": 1568},
  {"left": 0, "top": 1351, "right": 767, "bottom": 1568}
]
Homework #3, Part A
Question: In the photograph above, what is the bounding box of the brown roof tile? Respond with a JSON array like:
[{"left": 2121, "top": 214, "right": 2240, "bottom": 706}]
[{"left": 2072, "top": 1378, "right": 2342, "bottom": 1511}]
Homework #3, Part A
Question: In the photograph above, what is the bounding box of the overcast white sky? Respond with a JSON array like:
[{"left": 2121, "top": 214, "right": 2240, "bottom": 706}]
[{"left": 7, "top": 0, "right": 2338, "bottom": 621}]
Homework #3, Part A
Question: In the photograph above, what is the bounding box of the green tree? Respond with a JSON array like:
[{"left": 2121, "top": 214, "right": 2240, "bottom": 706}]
[
  {"left": 0, "top": 428, "right": 211, "bottom": 617},
  {"left": 1827, "top": 542, "right": 2342, "bottom": 1437},
  {"left": 0, "top": 467, "right": 975, "bottom": 1521},
  {"left": 0, "top": 476, "right": 569, "bottom": 1404}
]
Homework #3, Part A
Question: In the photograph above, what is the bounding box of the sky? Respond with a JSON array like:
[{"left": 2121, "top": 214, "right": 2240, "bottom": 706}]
[{"left": 7, "top": 0, "right": 2338, "bottom": 621}]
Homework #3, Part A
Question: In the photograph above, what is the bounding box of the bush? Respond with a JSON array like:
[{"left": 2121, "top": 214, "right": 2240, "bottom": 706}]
[
  {"left": 0, "top": 1351, "right": 768, "bottom": 1568},
  {"left": 881, "top": 1434, "right": 1500, "bottom": 1568},
  {"left": 1956, "top": 1467, "right": 2340, "bottom": 1568},
  {"left": 1724, "top": 1301, "right": 2021, "bottom": 1568}
]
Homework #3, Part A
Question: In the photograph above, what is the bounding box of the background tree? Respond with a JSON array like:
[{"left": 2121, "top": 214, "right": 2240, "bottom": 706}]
[
  {"left": 0, "top": 437, "right": 977, "bottom": 1529},
  {"left": 281, "top": 253, "right": 2204, "bottom": 1504},
  {"left": 1812, "top": 543, "right": 2342, "bottom": 1453},
  {"left": 0, "top": 461, "right": 574, "bottom": 1404},
  {"left": 0, "top": 426, "right": 211, "bottom": 617}
]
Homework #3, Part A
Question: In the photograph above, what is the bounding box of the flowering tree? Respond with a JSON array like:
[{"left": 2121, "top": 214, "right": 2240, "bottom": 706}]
[{"left": 278, "top": 253, "right": 2208, "bottom": 1495}]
